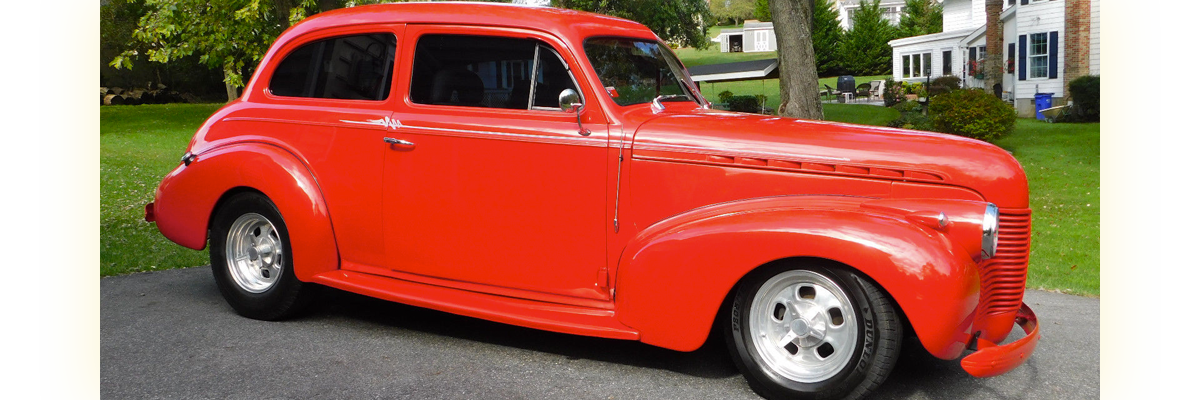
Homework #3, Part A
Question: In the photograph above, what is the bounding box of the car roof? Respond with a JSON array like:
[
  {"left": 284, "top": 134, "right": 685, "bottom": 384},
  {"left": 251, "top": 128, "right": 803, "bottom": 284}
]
[{"left": 280, "top": 2, "right": 657, "bottom": 44}]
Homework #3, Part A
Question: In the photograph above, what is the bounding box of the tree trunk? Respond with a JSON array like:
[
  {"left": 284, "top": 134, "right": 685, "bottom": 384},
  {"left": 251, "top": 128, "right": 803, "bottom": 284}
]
[
  {"left": 223, "top": 69, "right": 240, "bottom": 102},
  {"left": 985, "top": 0, "right": 1003, "bottom": 97},
  {"left": 768, "top": 0, "right": 823, "bottom": 120}
]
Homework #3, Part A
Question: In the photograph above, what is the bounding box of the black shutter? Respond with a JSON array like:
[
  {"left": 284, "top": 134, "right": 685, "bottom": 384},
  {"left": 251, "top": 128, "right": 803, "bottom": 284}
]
[
  {"left": 1049, "top": 31, "right": 1059, "bottom": 79},
  {"left": 1008, "top": 42, "right": 1016, "bottom": 74},
  {"left": 969, "top": 47, "right": 977, "bottom": 62},
  {"left": 1021, "top": 0, "right": 1028, "bottom": 5},
  {"left": 1018, "top": 35, "right": 1027, "bottom": 81}
]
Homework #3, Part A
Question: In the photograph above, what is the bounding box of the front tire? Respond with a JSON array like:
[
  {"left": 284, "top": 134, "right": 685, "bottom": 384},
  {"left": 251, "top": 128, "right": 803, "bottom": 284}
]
[
  {"left": 726, "top": 263, "right": 901, "bottom": 400},
  {"left": 210, "top": 192, "right": 315, "bottom": 320}
]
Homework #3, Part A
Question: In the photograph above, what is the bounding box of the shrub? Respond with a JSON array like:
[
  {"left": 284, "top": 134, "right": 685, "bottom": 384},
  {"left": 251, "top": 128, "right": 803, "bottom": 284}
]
[
  {"left": 928, "top": 76, "right": 961, "bottom": 97},
  {"left": 717, "top": 90, "right": 735, "bottom": 103},
  {"left": 726, "top": 95, "right": 761, "bottom": 113},
  {"left": 1067, "top": 75, "right": 1100, "bottom": 122},
  {"left": 882, "top": 78, "right": 905, "bottom": 107},
  {"left": 927, "top": 89, "right": 1016, "bottom": 142},
  {"left": 887, "top": 110, "right": 933, "bottom": 131},
  {"left": 888, "top": 100, "right": 931, "bottom": 131}
]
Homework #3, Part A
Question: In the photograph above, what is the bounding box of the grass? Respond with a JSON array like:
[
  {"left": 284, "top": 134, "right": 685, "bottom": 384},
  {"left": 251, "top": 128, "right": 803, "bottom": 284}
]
[
  {"left": 101, "top": 104, "right": 1100, "bottom": 297},
  {"left": 994, "top": 120, "right": 1100, "bottom": 296},
  {"left": 101, "top": 103, "right": 221, "bottom": 276}
]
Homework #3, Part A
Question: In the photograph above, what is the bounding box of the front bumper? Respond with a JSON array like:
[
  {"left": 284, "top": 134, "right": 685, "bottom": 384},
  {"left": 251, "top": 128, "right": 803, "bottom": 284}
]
[{"left": 960, "top": 302, "right": 1040, "bottom": 378}]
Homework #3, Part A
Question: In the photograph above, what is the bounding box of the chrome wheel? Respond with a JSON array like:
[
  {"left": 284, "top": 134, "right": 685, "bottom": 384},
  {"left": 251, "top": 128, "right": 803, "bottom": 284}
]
[
  {"left": 224, "top": 213, "right": 284, "bottom": 293},
  {"left": 749, "top": 270, "right": 859, "bottom": 383}
]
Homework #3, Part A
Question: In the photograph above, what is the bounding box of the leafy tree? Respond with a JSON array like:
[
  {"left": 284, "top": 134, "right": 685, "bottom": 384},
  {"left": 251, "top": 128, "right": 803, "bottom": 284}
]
[
  {"left": 812, "top": 0, "right": 842, "bottom": 76},
  {"left": 710, "top": 0, "right": 755, "bottom": 25},
  {"left": 753, "top": 0, "right": 771, "bottom": 21},
  {"left": 112, "top": 0, "right": 389, "bottom": 101},
  {"left": 898, "top": 0, "right": 943, "bottom": 37},
  {"left": 839, "top": 0, "right": 895, "bottom": 75},
  {"left": 554, "top": 0, "right": 713, "bottom": 49}
]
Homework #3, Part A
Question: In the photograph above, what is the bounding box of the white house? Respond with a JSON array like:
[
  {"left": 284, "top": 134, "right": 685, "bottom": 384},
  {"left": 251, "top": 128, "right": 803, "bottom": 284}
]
[
  {"left": 889, "top": 0, "right": 1101, "bottom": 117},
  {"left": 836, "top": 0, "right": 909, "bottom": 30},
  {"left": 714, "top": 22, "right": 779, "bottom": 53}
]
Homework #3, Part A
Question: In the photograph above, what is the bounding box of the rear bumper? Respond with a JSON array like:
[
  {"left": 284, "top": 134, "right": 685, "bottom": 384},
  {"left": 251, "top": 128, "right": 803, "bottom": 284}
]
[{"left": 960, "top": 302, "right": 1040, "bottom": 378}]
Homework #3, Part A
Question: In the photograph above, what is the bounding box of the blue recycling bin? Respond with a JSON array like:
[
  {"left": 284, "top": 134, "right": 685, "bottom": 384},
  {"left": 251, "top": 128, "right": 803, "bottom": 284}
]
[{"left": 1034, "top": 93, "right": 1054, "bottom": 120}]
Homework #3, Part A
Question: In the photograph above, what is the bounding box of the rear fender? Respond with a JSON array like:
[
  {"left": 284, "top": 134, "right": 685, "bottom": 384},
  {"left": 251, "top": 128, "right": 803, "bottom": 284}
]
[
  {"left": 152, "top": 142, "right": 338, "bottom": 281},
  {"left": 615, "top": 196, "right": 980, "bottom": 359}
]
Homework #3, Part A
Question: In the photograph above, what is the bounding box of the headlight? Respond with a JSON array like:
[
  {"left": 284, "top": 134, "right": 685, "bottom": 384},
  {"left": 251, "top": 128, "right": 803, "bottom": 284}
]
[{"left": 980, "top": 203, "right": 999, "bottom": 260}]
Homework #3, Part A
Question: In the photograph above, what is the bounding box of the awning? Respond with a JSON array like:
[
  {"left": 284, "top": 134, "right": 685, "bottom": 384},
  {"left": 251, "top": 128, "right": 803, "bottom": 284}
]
[{"left": 688, "top": 59, "right": 779, "bottom": 83}]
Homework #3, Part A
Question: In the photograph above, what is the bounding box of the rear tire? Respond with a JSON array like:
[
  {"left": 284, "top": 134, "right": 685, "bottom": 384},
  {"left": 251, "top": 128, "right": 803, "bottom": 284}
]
[
  {"left": 725, "top": 262, "right": 902, "bottom": 400},
  {"left": 210, "top": 192, "right": 315, "bottom": 320}
]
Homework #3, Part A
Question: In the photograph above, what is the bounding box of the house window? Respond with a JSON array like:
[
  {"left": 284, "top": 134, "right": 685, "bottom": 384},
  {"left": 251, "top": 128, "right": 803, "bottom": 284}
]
[
  {"left": 942, "top": 50, "right": 952, "bottom": 75},
  {"left": 847, "top": 9, "right": 856, "bottom": 30},
  {"left": 903, "top": 52, "right": 931, "bottom": 78},
  {"left": 1029, "top": 32, "right": 1049, "bottom": 78}
]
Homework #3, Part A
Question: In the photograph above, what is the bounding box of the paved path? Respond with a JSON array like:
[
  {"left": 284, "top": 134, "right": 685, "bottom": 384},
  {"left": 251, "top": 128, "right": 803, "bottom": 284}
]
[{"left": 101, "top": 267, "right": 1098, "bottom": 399}]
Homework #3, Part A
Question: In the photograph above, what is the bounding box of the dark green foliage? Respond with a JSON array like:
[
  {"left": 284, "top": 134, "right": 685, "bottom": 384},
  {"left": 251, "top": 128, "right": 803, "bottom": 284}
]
[
  {"left": 882, "top": 78, "right": 905, "bottom": 107},
  {"left": 813, "top": 0, "right": 844, "bottom": 76},
  {"left": 1067, "top": 75, "right": 1100, "bottom": 122},
  {"left": 927, "top": 76, "right": 961, "bottom": 97},
  {"left": 927, "top": 89, "right": 1016, "bottom": 141},
  {"left": 840, "top": 0, "right": 896, "bottom": 75},
  {"left": 753, "top": 0, "right": 772, "bottom": 21},
  {"left": 898, "top": 0, "right": 943, "bottom": 37},
  {"left": 101, "top": 0, "right": 226, "bottom": 99},
  {"left": 556, "top": 0, "right": 713, "bottom": 49},
  {"left": 888, "top": 110, "right": 932, "bottom": 131},
  {"left": 727, "top": 95, "right": 762, "bottom": 113},
  {"left": 717, "top": 90, "right": 735, "bottom": 103}
]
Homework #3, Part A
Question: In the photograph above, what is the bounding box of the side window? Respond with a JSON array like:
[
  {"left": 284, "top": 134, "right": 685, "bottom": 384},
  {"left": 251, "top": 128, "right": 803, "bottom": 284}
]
[
  {"left": 269, "top": 33, "right": 396, "bottom": 101},
  {"left": 531, "top": 45, "right": 579, "bottom": 110},
  {"left": 409, "top": 34, "right": 579, "bottom": 110}
]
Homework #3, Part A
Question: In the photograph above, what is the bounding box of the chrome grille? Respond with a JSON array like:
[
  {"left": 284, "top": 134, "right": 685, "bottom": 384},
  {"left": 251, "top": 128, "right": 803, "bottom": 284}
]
[{"left": 979, "top": 209, "right": 1031, "bottom": 315}]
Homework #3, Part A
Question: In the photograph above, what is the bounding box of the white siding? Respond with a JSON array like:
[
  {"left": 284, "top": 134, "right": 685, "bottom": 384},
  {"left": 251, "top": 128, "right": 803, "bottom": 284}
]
[
  {"left": 1090, "top": 0, "right": 1100, "bottom": 75},
  {"left": 892, "top": 37, "right": 966, "bottom": 82},
  {"left": 1013, "top": 0, "right": 1065, "bottom": 100},
  {"left": 971, "top": 0, "right": 987, "bottom": 27},
  {"left": 1003, "top": 19, "right": 1018, "bottom": 97},
  {"left": 944, "top": 0, "right": 976, "bottom": 31}
]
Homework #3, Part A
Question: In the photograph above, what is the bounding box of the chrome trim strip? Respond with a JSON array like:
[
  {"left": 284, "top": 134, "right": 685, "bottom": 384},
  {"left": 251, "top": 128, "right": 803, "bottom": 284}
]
[
  {"left": 633, "top": 142, "right": 852, "bottom": 163},
  {"left": 981, "top": 203, "right": 1000, "bottom": 260},
  {"left": 398, "top": 123, "right": 609, "bottom": 147}
]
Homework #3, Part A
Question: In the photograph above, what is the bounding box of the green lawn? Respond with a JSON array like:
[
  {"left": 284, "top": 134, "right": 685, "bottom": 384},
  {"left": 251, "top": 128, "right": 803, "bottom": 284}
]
[
  {"left": 101, "top": 104, "right": 1100, "bottom": 297},
  {"left": 994, "top": 120, "right": 1100, "bottom": 296},
  {"left": 101, "top": 103, "right": 221, "bottom": 276}
]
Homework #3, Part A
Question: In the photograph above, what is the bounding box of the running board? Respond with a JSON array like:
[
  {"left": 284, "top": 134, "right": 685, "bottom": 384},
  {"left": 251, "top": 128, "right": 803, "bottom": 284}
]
[{"left": 310, "top": 270, "right": 640, "bottom": 341}]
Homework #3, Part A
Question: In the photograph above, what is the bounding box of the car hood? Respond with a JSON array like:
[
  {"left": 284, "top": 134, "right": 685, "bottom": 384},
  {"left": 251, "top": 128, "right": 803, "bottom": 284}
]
[{"left": 628, "top": 109, "right": 1028, "bottom": 208}]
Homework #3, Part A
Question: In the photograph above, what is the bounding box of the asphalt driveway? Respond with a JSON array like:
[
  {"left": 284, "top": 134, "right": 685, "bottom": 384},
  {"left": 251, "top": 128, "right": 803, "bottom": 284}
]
[{"left": 101, "top": 267, "right": 1098, "bottom": 399}]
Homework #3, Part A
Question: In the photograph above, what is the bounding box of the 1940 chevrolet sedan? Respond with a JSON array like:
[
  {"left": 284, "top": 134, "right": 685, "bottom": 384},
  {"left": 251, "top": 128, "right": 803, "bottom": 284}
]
[{"left": 146, "top": 3, "right": 1038, "bottom": 399}]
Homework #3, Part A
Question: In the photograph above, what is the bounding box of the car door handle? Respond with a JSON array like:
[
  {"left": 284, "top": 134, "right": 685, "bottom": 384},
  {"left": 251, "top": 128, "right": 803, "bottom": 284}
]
[{"left": 384, "top": 137, "right": 415, "bottom": 150}]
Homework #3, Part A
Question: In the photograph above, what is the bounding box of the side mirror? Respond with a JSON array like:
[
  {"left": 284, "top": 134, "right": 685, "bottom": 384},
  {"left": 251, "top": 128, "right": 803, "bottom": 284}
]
[
  {"left": 558, "top": 89, "right": 590, "bottom": 137},
  {"left": 558, "top": 89, "right": 583, "bottom": 113}
]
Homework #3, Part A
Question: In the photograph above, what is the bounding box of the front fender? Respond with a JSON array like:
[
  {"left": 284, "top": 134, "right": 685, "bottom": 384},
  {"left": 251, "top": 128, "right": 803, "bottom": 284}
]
[
  {"left": 615, "top": 196, "right": 980, "bottom": 359},
  {"left": 152, "top": 142, "right": 338, "bottom": 281}
]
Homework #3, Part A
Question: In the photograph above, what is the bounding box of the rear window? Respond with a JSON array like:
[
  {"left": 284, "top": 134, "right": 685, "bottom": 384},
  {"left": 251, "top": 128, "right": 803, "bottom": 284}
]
[{"left": 269, "top": 33, "right": 396, "bottom": 101}]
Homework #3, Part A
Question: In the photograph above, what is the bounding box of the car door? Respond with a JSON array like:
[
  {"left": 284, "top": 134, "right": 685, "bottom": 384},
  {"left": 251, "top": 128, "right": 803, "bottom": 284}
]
[
  {"left": 250, "top": 26, "right": 402, "bottom": 268},
  {"left": 377, "top": 26, "right": 611, "bottom": 303}
]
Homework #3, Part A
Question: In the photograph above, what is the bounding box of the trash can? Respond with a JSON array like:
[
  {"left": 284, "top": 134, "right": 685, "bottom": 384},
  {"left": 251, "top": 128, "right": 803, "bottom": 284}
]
[
  {"left": 1034, "top": 93, "right": 1054, "bottom": 120},
  {"left": 837, "top": 75, "right": 856, "bottom": 94}
]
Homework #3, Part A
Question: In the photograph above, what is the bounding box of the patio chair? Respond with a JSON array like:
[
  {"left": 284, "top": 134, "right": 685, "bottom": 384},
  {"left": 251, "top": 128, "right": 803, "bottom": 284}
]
[
  {"left": 821, "top": 84, "right": 840, "bottom": 102},
  {"left": 855, "top": 83, "right": 872, "bottom": 101}
]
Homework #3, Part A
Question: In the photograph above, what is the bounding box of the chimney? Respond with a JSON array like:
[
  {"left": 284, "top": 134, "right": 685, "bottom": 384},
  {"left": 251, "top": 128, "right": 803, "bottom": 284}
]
[{"left": 1063, "top": 0, "right": 1092, "bottom": 97}]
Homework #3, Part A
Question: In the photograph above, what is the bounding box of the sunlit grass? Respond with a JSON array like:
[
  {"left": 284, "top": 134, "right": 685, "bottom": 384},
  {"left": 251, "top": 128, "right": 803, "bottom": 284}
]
[{"left": 101, "top": 104, "right": 221, "bottom": 276}]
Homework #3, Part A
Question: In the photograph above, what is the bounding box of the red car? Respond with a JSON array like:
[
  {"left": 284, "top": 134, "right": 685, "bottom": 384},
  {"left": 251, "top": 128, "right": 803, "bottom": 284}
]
[{"left": 146, "top": 3, "right": 1038, "bottom": 399}]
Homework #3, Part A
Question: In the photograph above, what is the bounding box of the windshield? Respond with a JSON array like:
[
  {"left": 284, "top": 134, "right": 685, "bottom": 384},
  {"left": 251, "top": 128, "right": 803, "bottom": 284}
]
[{"left": 583, "top": 38, "right": 703, "bottom": 106}]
